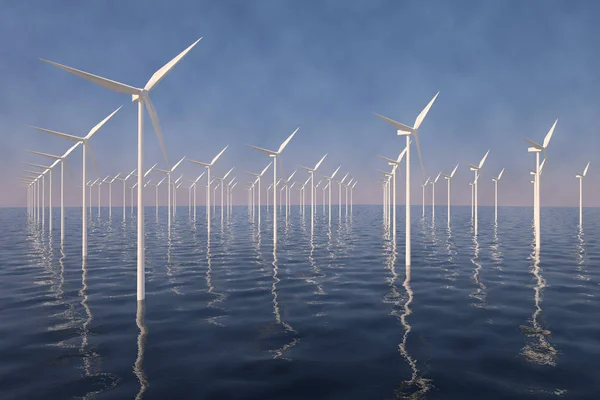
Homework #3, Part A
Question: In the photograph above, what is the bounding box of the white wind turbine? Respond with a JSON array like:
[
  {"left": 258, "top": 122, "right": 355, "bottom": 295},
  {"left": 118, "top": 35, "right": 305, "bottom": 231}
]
[
  {"left": 429, "top": 172, "right": 442, "bottom": 221},
  {"left": 27, "top": 161, "right": 58, "bottom": 232},
  {"left": 282, "top": 170, "right": 297, "bottom": 219},
  {"left": 345, "top": 178, "right": 354, "bottom": 218},
  {"left": 323, "top": 166, "right": 340, "bottom": 225},
  {"left": 149, "top": 177, "right": 166, "bottom": 217},
  {"left": 467, "top": 150, "right": 490, "bottom": 235},
  {"left": 247, "top": 162, "right": 272, "bottom": 226},
  {"left": 529, "top": 159, "right": 546, "bottom": 228},
  {"left": 321, "top": 181, "right": 330, "bottom": 215},
  {"left": 88, "top": 178, "right": 99, "bottom": 215},
  {"left": 172, "top": 175, "right": 183, "bottom": 216},
  {"left": 97, "top": 176, "right": 108, "bottom": 217},
  {"left": 350, "top": 180, "right": 357, "bottom": 215},
  {"left": 266, "top": 184, "right": 272, "bottom": 210},
  {"left": 576, "top": 161, "right": 590, "bottom": 226},
  {"left": 492, "top": 168, "right": 505, "bottom": 223},
  {"left": 337, "top": 172, "right": 349, "bottom": 221},
  {"left": 215, "top": 167, "right": 234, "bottom": 223},
  {"left": 469, "top": 181, "right": 474, "bottom": 221},
  {"left": 41, "top": 37, "right": 202, "bottom": 301},
  {"left": 29, "top": 107, "right": 121, "bottom": 258},
  {"left": 226, "top": 177, "right": 236, "bottom": 217},
  {"left": 230, "top": 182, "right": 238, "bottom": 213},
  {"left": 524, "top": 120, "right": 557, "bottom": 249},
  {"left": 421, "top": 177, "right": 430, "bottom": 218},
  {"left": 379, "top": 145, "right": 409, "bottom": 239},
  {"left": 155, "top": 156, "right": 186, "bottom": 227},
  {"left": 188, "top": 171, "right": 206, "bottom": 220},
  {"left": 375, "top": 92, "right": 439, "bottom": 266},
  {"left": 300, "top": 176, "right": 311, "bottom": 214},
  {"left": 105, "top": 173, "right": 121, "bottom": 219},
  {"left": 247, "top": 128, "right": 299, "bottom": 245},
  {"left": 442, "top": 164, "right": 459, "bottom": 227},
  {"left": 298, "top": 153, "right": 327, "bottom": 231},
  {"left": 315, "top": 179, "right": 324, "bottom": 213},
  {"left": 115, "top": 169, "right": 136, "bottom": 221},
  {"left": 188, "top": 145, "right": 228, "bottom": 231}
]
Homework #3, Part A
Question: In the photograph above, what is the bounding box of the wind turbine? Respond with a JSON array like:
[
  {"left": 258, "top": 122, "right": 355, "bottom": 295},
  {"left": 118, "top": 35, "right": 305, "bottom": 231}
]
[
  {"left": 492, "top": 168, "right": 505, "bottom": 223},
  {"left": 429, "top": 172, "right": 442, "bottom": 221},
  {"left": 188, "top": 171, "right": 206, "bottom": 220},
  {"left": 337, "top": 172, "right": 349, "bottom": 221},
  {"left": 315, "top": 179, "right": 324, "bottom": 213},
  {"left": 469, "top": 182, "right": 474, "bottom": 221},
  {"left": 282, "top": 170, "right": 297, "bottom": 219},
  {"left": 378, "top": 146, "right": 408, "bottom": 239},
  {"left": 115, "top": 169, "right": 136, "bottom": 221},
  {"left": 215, "top": 167, "right": 234, "bottom": 223},
  {"left": 300, "top": 176, "right": 311, "bottom": 214},
  {"left": 230, "top": 182, "right": 238, "bottom": 213},
  {"left": 247, "top": 161, "right": 272, "bottom": 226},
  {"left": 226, "top": 177, "right": 236, "bottom": 217},
  {"left": 576, "top": 162, "right": 590, "bottom": 226},
  {"left": 323, "top": 166, "right": 341, "bottom": 225},
  {"left": 41, "top": 37, "right": 202, "bottom": 301},
  {"left": 350, "top": 180, "right": 357, "bottom": 215},
  {"left": 155, "top": 156, "right": 186, "bottom": 227},
  {"left": 27, "top": 161, "right": 56, "bottom": 232},
  {"left": 97, "top": 176, "right": 108, "bottom": 217},
  {"left": 442, "top": 164, "right": 459, "bottom": 227},
  {"left": 375, "top": 92, "right": 439, "bottom": 266},
  {"left": 105, "top": 173, "right": 121, "bottom": 219},
  {"left": 148, "top": 177, "right": 166, "bottom": 217},
  {"left": 467, "top": 150, "right": 490, "bottom": 235},
  {"left": 524, "top": 120, "right": 557, "bottom": 249},
  {"left": 188, "top": 146, "right": 228, "bottom": 232},
  {"left": 29, "top": 107, "right": 121, "bottom": 257},
  {"left": 172, "top": 174, "right": 183, "bottom": 216},
  {"left": 298, "top": 153, "right": 327, "bottom": 231},
  {"left": 247, "top": 127, "right": 299, "bottom": 246},
  {"left": 421, "top": 177, "right": 430, "bottom": 218}
]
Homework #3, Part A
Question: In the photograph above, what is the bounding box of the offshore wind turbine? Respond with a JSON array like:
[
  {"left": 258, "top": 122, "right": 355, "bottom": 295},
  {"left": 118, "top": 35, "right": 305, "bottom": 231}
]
[
  {"left": 106, "top": 173, "right": 121, "bottom": 218},
  {"left": 188, "top": 145, "right": 228, "bottom": 231},
  {"left": 345, "top": 178, "right": 353, "bottom": 218},
  {"left": 350, "top": 180, "right": 357, "bottom": 215},
  {"left": 469, "top": 181, "right": 474, "bottom": 221},
  {"left": 576, "top": 162, "right": 590, "bottom": 226},
  {"left": 27, "top": 161, "right": 56, "bottom": 232},
  {"left": 230, "top": 182, "right": 238, "bottom": 213},
  {"left": 315, "top": 179, "right": 324, "bottom": 213},
  {"left": 115, "top": 169, "right": 136, "bottom": 221},
  {"left": 97, "top": 176, "right": 108, "bottom": 217},
  {"left": 430, "top": 172, "right": 442, "bottom": 221},
  {"left": 247, "top": 128, "right": 299, "bottom": 246},
  {"left": 156, "top": 156, "right": 186, "bottom": 227},
  {"left": 29, "top": 107, "right": 121, "bottom": 257},
  {"left": 282, "top": 170, "right": 297, "bottom": 219},
  {"left": 215, "top": 167, "right": 234, "bottom": 223},
  {"left": 467, "top": 150, "right": 490, "bottom": 235},
  {"left": 323, "top": 166, "right": 340, "bottom": 225},
  {"left": 172, "top": 175, "right": 183, "bottom": 216},
  {"left": 41, "top": 37, "right": 202, "bottom": 301},
  {"left": 442, "top": 164, "right": 459, "bottom": 227},
  {"left": 149, "top": 177, "right": 166, "bottom": 217},
  {"left": 421, "top": 177, "right": 430, "bottom": 218},
  {"left": 247, "top": 161, "right": 272, "bottom": 226},
  {"left": 298, "top": 153, "right": 327, "bottom": 231},
  {"left": 337, "top": 172, "right": 349, "bottom": 221},
  {"left": 375, "top": 92, "right": 439, "bottom": 266},
  {"left": 379, "top": 146, "right": 408, "bottom": 239},
  {"left": 492, "top": 168, "right": 505, "bottom": 223},
  {"left": 524, "top": 120, "right": 557, "bottom": 249},
  {"left": 188, "top": 172, "right": 206, "bottom": 220},
  {"left": 226, "top": 177, "right": 236, "bottom": 216}
]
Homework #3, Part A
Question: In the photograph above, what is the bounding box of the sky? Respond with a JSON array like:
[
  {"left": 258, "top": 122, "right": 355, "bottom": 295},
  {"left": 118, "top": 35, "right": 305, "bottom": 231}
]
[{"left": 1, "top": 0, "right": 599, "bottom": 208}]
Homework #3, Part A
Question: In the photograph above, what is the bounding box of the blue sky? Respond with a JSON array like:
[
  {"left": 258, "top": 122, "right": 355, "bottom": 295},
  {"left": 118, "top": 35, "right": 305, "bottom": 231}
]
[{"left": 2, "top": 0, "right": 599, "bottom": 207}]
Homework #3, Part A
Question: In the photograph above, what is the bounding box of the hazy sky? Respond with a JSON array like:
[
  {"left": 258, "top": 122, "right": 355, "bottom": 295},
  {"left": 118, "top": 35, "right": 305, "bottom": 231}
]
[{"left": 2, "top": 0, "right": 599, "bottom": 207}]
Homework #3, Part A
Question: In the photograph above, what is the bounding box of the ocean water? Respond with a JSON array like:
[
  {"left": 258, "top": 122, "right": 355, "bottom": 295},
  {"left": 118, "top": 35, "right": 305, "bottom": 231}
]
[{"left": 1, "top": 205, "right": 599, "bottom": 399}]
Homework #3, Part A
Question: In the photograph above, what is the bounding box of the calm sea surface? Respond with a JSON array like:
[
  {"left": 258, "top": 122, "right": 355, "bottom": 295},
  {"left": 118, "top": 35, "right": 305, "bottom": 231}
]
[{"left": 1, "top": 205, "right": 599, "bottom": 399}]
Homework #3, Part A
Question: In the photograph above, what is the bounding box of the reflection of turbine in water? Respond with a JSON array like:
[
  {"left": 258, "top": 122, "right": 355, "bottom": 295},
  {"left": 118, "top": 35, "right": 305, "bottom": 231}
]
[
  {"left": 384, "top": 239, "right": 431, "bottom": 396},
  {"left": 490, "top": 223, "right": 503, "bottom": 272},
  {"left": 78, "top": 258, "right": 119, "bottom": 397},
  {"left": 134, "top": 300, "right": 148, "bottom": 400},
  {"left": 165, "top": 221, "right": 182, "bottom": 295},
  {"left": 307, "top": 226, "right": 325, "bottom": 297},
  {"left": 470, "top": 234, "right": 486, "bottom": 306},
  {"left": 270, "top": 246, "right": 298, "bottom": 359},
  {"left": 443, "top": 224, "right": 458, "bottom": 284},
  {"left": 520, "top": 249, "right": 557, "bottom": 366},
  {"left": 205, "top": 236, "right": 226, "bottom": 324},
  {"left": 575, "top": 226, "right": 589, "bottom": 281}
]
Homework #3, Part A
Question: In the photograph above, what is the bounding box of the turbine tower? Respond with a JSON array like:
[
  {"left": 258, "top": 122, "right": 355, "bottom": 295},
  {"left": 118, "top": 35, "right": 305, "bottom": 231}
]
[
  {"left": 247, "top": 162, "right": 272, "bottom": 227},
  {"left": 492, "top": 168, "right": 505, "bottom": 223},
  {"left": 378, "top": 145, "right": 408, "bottom": 240},
  {"left": 298, "top": 154, "right": 327, "bottom": 232},
  {"left": 155, "top": 157, "right": 186, "bottom": 228},
  {"left": 466, "top": 150, "right": 490, "bottom": 235},
  {"left": 430, "top": 172, "right": 442, "bottom": 221},
  {"left": 375, "top": 92, "right": 439, "bottom": 266},
  {"left": 323, "top": 166, "right": 340, "bottom": 225}
]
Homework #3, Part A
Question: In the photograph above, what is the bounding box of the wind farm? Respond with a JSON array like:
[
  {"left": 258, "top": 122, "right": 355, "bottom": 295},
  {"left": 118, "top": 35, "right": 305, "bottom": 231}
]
[{"left": 3, "top": 3, "right": 600, "bottom": 399}]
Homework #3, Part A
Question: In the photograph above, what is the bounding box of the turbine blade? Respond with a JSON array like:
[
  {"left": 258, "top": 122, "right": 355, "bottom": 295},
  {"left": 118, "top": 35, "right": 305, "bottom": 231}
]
[
  {"left": 144, "top": 96, "right": 170, "bottom": 169},
  {"left": 413, "top": 132, "right": 426, "bottom": 177},
  {"left": 583, "top": 161, "right": 590, "bottom": 176},
  {"left": 523, "top": 138, "right": 543, "bottom": 149},
  {"left": 543, "top": 119, "right": 558, "bottom": 148},
  {"left": 85, "top": 106, "right": 122, "bottom": 139},
  {"left": 278, "top": 127, "right": 299, "bottom": 153},
  {"left": 247, "top": 144, "right": 276, "bottom": 156},
  {"left": 414, "top": 92, "right": 439, "bottom": 130},
  {"left": 144, "top": 38, "right": 203, "bottom": 92},
  {"left": 298, "top": 165, "right": 312, "bottom": 172},
  {"left": 25, "top": 149, "right": 61, "bottom": 159},
  {"left": 63, "top": 142, "right": 82, "bottom": 158},
  {"left": 397, "top": 145, "right": 409, "bottom": 163},
  {"left": 188, "top": 159, "right": 210, "bottom": 167},
  {"left": 450, "top": 163, "right": 459, "bottom": 177},
  {"left": 86, "top": 143, "right": 101, "bottom": 175},
  {"left": 223, "top": 167, "right": 234, "bottom": 180},
  {"left": 374, "top": 113, "right": 414, "bottom": 133},
  {"left": 144, "top": 163, "right": 158, "bottom": 177},
  {"left": 330, "top": 166, "right": 341, "bottom": 179},
  {"left": 211, "top": 145, "right": 229, "bottom": 165},
  {"left": 314, "top": 153, "right": 327, "bottom": 170},
  {"left": 434, "top": 172, "right": 442, "bottom": 182},
  {"left": 539, "top": 158, "right": 546, "bottom": 173},
  {"left": 172, "top": 156, "right": 186, "bottom": 171},
  {"left": 28, "top": 125, "right": 82, "bottom": 142},
  {"left": 378, "top": 155, "right": 396, "bottom": 164},
  {"left": 497, "top": 168, "right": 505, "bottom": 180},
  {"left": 478, "top": 150, "right": 490, "bottom": 169},
  {"left": 260, "top": 161, "right": 272, "bottom": 176},
  {"left": 40, "top": 58, "right": 141, "bottom": 95}
]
